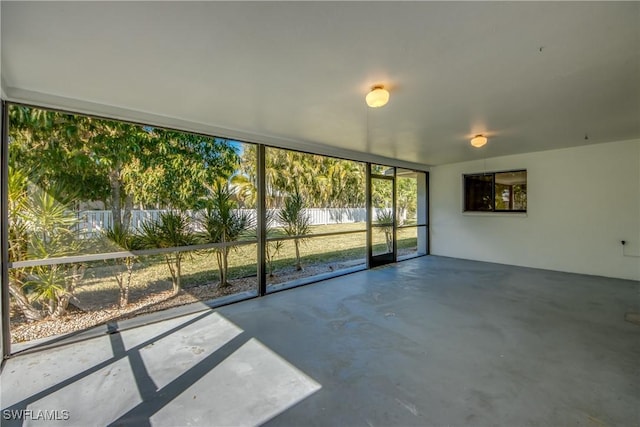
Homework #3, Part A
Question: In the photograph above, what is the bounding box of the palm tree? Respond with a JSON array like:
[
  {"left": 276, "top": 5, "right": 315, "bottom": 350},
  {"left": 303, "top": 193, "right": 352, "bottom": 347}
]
[
  {"left": 238, "top": 146, "right": 366, "bottom": 211},
  {"left": 17, "top": 184, "right": 84, "bottom": 318},
  {"left": 278, "top": 194, "right": 311, "bottom": 271},
  {"left": 8, "top": 166, "right": 44, "bottom": 321},
  {"left": 198, "top": 182, "right": 255, "bottom": 288},
  {"left": 230, "top": 174, "right": 257, "bottom": 209},
  {"left": 138, "top": 211, "right": 195, "bottom": 296}
]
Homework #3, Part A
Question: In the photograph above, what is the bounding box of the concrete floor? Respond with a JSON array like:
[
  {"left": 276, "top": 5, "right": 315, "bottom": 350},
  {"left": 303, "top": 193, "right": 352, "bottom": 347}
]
[{"left": 1, "top": 256, "right": 638, "bottom": 426}]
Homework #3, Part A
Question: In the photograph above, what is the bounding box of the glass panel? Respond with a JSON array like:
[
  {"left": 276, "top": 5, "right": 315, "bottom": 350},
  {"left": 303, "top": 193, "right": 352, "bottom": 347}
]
[
  {"left": 495, "top": 171, "right": 527, "bottom": 211},
  {"left": 7, "top": 104, "right": 257, "bottom": 345},
  {"left": 397, "top": 226, "right": 428, "bottom": 260},
  {"left": 396, "top": 169, "right": 418, "bottom": 226},
  {"left": 371, "top": 176, "right": 394, "bottom": 259},
  {"left": 397, "top": 226, "right": 418, "bottom": 259},
  {"left": 371, "top": 164, "right": 394, "bottom": 176},
  {"left": 371, "top": 178, "right": 394, "bottom": 231},
  {"left": 464, "top": 174, "right": 493, "bottom": 211},
  {"left": 396, "top": 169, "right": 427, "bottom": 261},
  {"left": 10, "top": 246, "right": 258, "bottom": 344},
  {"left": 372, "top": 226, "right": 393, "bottom": 257},
  {"left": 264, "top": 147, "right": 366, "bottom": 238},
  {"left": 266, "top": 232, "right": 366, "bottom": 293},
  {"left": 371, "top": 178, "right": 393, "bottom": 224}
]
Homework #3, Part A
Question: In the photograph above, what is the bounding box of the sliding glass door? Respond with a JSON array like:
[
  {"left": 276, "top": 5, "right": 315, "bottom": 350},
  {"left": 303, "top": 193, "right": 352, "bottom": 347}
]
[{"left": 368, "top": 165, "right": 396, "bottom": 267}]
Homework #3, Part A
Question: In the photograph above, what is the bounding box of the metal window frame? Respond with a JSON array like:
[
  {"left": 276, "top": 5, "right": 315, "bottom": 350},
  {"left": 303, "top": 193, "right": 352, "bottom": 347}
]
[
  {"left": 368, "top": 165, "right": 397, "bottom": 267},
  {"left": 462, "top": 169, "right": 527, "bottom": 213},
  {"left": 257, "top": 145, "right": 267, "bottom": 296},
  {"left": 2, "top": 101, "right": 11, "bottom": 362},
  {"left": 0, "top": 101, "right": 431, "bottom": 357}
]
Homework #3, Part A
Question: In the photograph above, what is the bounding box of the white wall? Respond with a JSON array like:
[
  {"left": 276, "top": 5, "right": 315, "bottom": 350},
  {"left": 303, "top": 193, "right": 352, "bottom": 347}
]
[{"left": 430, "top": 139, "right": 640, "bottom": 281}]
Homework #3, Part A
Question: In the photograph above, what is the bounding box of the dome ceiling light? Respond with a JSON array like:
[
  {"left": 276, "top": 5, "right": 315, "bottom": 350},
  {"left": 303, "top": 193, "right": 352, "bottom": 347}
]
[
  {"left": 365, "top": 85, "right": 389, "bottom": 108},
  {"left": 470, "top": 134, "right": 488, "bottom": 148}
]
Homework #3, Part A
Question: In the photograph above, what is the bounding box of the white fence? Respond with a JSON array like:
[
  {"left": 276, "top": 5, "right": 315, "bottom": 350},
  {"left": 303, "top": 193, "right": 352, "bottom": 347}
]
[{"left": 77, "top": 208, "right": 369, "bottom": 237}]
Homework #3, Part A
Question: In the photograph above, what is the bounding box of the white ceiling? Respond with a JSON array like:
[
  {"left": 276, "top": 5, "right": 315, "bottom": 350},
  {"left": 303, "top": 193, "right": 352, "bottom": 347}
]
[{"left": 2, "top": 1, "right": 639, "bottom": 167}]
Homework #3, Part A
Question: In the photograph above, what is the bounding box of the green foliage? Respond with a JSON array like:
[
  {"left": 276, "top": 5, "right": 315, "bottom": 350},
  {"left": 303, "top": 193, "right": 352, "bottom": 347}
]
[
  {"left": 396, "top": 176, "right": 418, "bottom": 225},
  {"left": 21, "top": 188, "right": 78, "bottom": 255},
  {"left": 138, "top": 211, "right": 195, "bottom": 249},
  {"left": 9, "top": 106, "right": 114, "bottom": 205},
  {"left": 9, "top": 105, "right": 240, "bottom": 230},
  {"left": 102, "top": 225, "right": 140, "bottom": 252},
  {"left": 495, "top": 183, "right": 527, "bottom": 211},
  {"left": 124, "top": 131, "right": 240, "bottom": 210},
  {"left": 7, "top": 166, "right": 43, "bottom": 320},
  {"left": 279, "top": 194, "right": 311, "bottom": 237},
  {"left": 8, "top": 103, "right": 425, "bottom": 320},
  {"left": 138, "top": 211, "right": 195, "bottom": 295},
  {"left": 238, "top": 146, "right": 365, "bottom": 209},
  {"left": 198, "top": 182, "right": 255, "bottom": 287},
  {"left": 8, "top": 166, "right": 29, "bottom": 264},
  {"left": 8, "top": 174, "right": 84, "bottom": 318},
  {"left": 231, "top": 174, "right": 257, "bottom": 209},
  {"left": 278, "top": 194, "right": 311, "bottom": 271},
  {"left": 371, "top": 178, "right": 393, "bottom": 210},
  {"left": 22, "top": 187, "right": 83, "bottom": 317},
  {"left": 23, "top": 266, "right": 68, "bottom": 315}
]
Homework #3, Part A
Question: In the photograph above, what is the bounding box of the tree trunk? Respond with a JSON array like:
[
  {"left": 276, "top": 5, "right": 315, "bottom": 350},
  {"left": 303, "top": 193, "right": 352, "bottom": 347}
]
[
  {"left": 121, "top": 258, "right": 133, "bottom": 307},
  {"left": 53, "top": 294, "right": 70, "bottom": 317},
  {"left": 266, "top": 244, "right": 272, "bottom": 277},
  {"left": 216, "top": 250, "right": 228, "bottom": 288},
  {"left": 53, "top": 264, "right": 84, "bottom": 318},
  {"left": 174, "top": 254, "right": 182, "bottom": 296},
  {"left": 114, "top": 271, "right": 125, "bottom": 307},
  {"left": 113, "top": 259, "right": 133, "bottom": 307},
  {"left": 122, "top": 194, "right": 134, "bottom": 230},
  {"left": 165, "top": 254, "right": 180, "bottom": 296},
  {"left": 294, "top": 239, "right": 302, "bottom": 271},
  {"left": 108, "top": 168, "right": 122, "bottom": 230},
  {"left": 8, "top": 281, "right": 43, "bottom": 321},
  {"left": 222, "top": 247, "right": 229, "bottom": 287},
  {"left": 48, "top": 297, "right": 56, "bottom": 316},
  {"left": 119, "top": 285, "right": 126, "bottom": 308}
]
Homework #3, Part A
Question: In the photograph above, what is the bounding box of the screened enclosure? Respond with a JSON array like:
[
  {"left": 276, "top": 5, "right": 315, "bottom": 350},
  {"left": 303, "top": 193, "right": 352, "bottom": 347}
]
[{"left": 1, "top": 103, "right": 428, "bottom": 354}]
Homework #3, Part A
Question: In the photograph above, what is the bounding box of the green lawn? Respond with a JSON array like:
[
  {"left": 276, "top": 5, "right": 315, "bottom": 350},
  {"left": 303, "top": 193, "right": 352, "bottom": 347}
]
[
  {"left": 72, "top": 223, "right": 420, "bottom": 310},
  {"left": 10, "top": 223, "right": 422, "bottom": 344}
]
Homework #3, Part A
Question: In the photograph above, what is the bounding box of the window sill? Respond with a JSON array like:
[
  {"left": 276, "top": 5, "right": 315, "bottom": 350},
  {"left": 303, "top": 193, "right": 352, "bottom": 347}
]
[{"left": 462, "top": 211, "right": 528, "bottom": 218}]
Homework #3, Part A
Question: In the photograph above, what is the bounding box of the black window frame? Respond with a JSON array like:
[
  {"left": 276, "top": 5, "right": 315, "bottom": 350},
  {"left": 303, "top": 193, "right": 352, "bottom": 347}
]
[
  {"left": 1, "top": 101, "right": 431, "bottom": 358},
  {"left": 463, "top": 169, "right": 527, "bottom": 213}
]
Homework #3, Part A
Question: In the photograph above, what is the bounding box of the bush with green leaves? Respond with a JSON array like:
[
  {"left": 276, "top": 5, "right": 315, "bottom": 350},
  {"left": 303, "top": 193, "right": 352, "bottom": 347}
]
[
  {"left": 278, "top": 194, "right": 311, "bottom": 271},
  {"left": 8, "top": 170, "right": 85, "bottom": 319},
  {"left": 138, "top": 211, "right": 195, "bottom": 296},
  {"left": 198, "top": 182, "right": 255, "bottom": 288},
  {"left": 7, "top": 166, "right": 41, "bottom": 321}
]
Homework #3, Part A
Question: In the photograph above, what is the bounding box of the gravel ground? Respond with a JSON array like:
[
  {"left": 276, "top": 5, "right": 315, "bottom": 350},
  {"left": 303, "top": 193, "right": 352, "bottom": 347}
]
[{"left": 9, "top": 263, "right": 349, "bottom": 343}]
